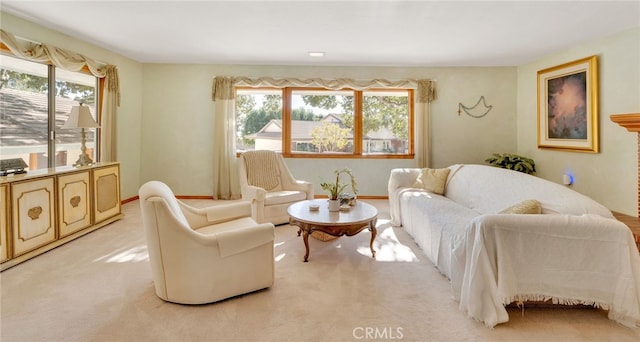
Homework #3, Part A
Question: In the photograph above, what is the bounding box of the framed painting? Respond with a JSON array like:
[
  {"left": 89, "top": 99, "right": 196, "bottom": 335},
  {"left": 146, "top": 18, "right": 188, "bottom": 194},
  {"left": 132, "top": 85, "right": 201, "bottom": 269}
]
[{"left": 537, "top": 55, "right": 599, "bottom": 153}]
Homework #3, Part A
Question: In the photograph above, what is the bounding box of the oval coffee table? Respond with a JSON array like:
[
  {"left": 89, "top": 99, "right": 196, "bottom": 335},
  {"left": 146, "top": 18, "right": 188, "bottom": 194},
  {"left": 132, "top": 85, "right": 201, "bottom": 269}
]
[{"left": 288, "top": 199, "right": 378, "bottom": 262}]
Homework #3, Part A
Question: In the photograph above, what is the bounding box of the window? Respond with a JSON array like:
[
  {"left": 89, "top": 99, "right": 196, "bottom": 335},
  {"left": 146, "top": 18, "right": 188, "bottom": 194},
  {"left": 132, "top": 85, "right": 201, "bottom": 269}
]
[
  {"left": 235, "top": 88, "right": 282, "bottom": 152},
  {"left": 236, "top": 87, "right": 413, "bottom": 158},
  {"left": 362, "top": 90, "right": 411, "bottom": 155},
  {"left": 0, "top": 54, "right": 99, "bottom": 169},
  {"left": 290, "top": 89, "right": 354, "bottom": 154}
]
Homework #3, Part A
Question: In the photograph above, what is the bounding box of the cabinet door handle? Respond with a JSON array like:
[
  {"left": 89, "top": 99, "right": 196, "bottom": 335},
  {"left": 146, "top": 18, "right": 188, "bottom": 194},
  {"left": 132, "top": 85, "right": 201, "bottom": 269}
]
[
  {"left": 28, "top": 206, "right": 43, "bottom": 220},
  {"left": 70, "top": 196, "right": 81, "bottom": 208}
]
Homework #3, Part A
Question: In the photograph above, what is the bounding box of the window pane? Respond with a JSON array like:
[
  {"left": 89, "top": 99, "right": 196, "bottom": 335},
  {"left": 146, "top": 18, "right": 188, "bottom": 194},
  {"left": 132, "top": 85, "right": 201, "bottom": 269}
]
[
  {"left": 236, "top": 89, "right": 282, "bottom": 152},
  {"left": 362, "top": 90, "right": 409, "bottom": 155},
  {"left": 291, "top": 89, "right": 354, "bottom": 154},
  {"left": 55, "top": 69, "right": 97, "bottom": 167},
  {"left": 0, "top": 55, "right": 50, "bottom": 169}
]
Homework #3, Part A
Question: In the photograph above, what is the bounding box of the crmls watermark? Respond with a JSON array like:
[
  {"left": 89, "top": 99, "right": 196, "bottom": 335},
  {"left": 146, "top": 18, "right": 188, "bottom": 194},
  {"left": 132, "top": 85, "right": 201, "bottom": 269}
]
[{"left": 352, "top": 327, "right": 404, "bottom": 340}]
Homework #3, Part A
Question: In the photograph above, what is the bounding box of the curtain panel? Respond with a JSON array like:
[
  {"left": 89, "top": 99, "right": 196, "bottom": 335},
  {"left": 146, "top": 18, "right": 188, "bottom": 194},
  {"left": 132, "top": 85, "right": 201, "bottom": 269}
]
[
  {"left": 211, "top": 76, "right": 437, "bottom": 199},
  {"left": 211, "top": 77, "right": 241, "bottom": 199},
  {"left": 1, "top": 29, "right": 121, "bottom": 162},
  {"left": 416, "top": 79, "right": 437, "bottom": 168}
]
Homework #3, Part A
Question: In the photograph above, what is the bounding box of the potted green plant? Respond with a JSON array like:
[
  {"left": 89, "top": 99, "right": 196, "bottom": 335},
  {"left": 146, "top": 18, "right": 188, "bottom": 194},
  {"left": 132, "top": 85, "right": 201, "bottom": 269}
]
[
  {"left": 485, "top": 153, "right": 536, "bottom": 175},
  {"left": 320, "top": 168, "right": 357, "bottom": 211}
]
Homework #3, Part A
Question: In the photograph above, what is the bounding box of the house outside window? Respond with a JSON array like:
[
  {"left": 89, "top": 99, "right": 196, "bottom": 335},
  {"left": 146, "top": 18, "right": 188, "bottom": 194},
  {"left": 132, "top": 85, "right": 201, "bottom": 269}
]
[
  {"left": 0, "top": 54, "right": 98, "bottom": 169},
  {"left": 235, "top": 87, "right": 413, "bottom": 158}
]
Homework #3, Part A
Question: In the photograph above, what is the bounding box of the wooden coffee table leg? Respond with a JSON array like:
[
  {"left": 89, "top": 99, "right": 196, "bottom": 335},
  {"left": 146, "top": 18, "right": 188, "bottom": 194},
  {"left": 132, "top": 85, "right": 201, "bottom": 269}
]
[
  {"left": 369, "top": 228, "right": 377, "bottom": 258},
  {"left": 303, "top": 228, "right": 310, "bottom": 262},
  {"left": 369, "top": 221, "right": 377, "bottom": 258}
]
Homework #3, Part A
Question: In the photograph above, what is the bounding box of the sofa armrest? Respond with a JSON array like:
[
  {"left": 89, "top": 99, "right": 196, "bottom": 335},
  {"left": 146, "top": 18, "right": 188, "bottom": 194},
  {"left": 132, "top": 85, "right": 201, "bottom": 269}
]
[
  {"left": 388, "top": 168, "right": 421, "bottom": 192},
  {"left": 388, "top": 168, "right": 422, "bottom": 226}
]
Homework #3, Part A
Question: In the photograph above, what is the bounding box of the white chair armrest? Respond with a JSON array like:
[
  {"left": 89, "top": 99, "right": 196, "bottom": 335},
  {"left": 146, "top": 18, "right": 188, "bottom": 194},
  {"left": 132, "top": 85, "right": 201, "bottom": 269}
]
[
  {"left": 216, "top": 222, "right": 275, "bottom": 257},
  {"left": 176, "top": 200, "right": 210, "bottom": 229},
  {"left": 177, "top": 200, "right": 253, "bottom": 228},
  {"left": 150, "top": 199, "right": 221, "bottom": 242},
  {"left": 242, "top": 185, "right": 267, "bottom": 202},
  {"left": 204, "top": 201, "right": 252, "bottom": 224},
  {"left": 286, "top": 180, "right": 314, "bottom": 199}
]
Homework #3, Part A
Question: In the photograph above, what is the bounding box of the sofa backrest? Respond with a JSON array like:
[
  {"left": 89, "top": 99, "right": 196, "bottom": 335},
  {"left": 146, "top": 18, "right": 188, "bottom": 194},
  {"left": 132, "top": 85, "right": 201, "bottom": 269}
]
[{"left": 444, "top": 164, "right": 614, "bottom": 218}]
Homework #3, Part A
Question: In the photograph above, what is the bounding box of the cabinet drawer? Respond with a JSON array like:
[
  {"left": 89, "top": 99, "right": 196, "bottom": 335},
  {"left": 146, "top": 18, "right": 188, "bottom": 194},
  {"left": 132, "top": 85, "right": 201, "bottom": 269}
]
[
  {"left": 58, "top": 171, "right": 92, "bottom": 237},
  {"left": 11, "top": 178, "right": 56, "bottom": 256}
]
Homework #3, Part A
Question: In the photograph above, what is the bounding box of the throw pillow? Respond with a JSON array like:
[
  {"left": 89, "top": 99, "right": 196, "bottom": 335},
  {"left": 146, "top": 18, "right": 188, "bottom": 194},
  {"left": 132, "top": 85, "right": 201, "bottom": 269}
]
[
  {"left": 499, "top": 199, "right": 542, "bottom": 214},
  {"left": 412, "top": 168, "right": 451, "bottom": 195}
]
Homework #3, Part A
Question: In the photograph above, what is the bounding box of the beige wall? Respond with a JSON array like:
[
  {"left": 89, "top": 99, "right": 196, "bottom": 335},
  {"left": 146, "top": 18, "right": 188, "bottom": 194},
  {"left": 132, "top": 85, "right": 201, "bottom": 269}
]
[
  {"left": 5, "top": 11, "right": 637, "bottom": 213},
  {"left": 140, "top": 64, "right": 517, "bottom": 196},
  {"left": 517, "top": 27, "right": 640, "bottom": 215},
  {"left": 1, "top": 12, "right": 144, "bottom": 200}
]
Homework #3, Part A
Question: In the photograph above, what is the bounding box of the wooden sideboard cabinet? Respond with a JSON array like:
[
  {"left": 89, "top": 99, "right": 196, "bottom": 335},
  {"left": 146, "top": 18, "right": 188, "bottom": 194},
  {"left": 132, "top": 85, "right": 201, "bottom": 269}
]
[
  {"left": 0, "top": 184, "right": 8, "bottom": 263},
  {"left": 0, "top": 162, "right": 123, "bottom": 271}
]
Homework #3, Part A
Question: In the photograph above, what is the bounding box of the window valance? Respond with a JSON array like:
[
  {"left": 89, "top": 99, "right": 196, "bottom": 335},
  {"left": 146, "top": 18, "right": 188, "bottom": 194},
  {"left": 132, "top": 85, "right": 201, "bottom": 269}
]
[
  {"left": 212, "top": 76, "right": 437, "bottom": 103},
  {"left": 1, "top": 29, "right": 120, "bottom": 105}
]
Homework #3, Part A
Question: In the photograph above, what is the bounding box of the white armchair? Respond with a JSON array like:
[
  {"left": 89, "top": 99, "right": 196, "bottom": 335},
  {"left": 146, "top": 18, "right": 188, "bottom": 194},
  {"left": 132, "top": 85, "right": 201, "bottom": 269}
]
[
  {"left": 239, "top": 150, "right": 314, "bottom": 225},
  {"left": 139, "top": 181, "right": 275, "bottom": 305}
]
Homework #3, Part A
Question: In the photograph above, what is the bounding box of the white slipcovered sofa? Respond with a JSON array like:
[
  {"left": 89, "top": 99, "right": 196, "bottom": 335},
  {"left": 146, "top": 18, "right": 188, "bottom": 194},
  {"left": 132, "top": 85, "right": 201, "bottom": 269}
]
[{"left": 388, "top": 164, "right": 640, "bottom": 328}]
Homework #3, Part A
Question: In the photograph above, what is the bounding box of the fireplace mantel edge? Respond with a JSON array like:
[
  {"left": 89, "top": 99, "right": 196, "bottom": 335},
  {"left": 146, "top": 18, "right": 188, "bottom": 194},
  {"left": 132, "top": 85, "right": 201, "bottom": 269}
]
[
  {"left": 611, "top": 113, "right": 640, "bottom": 132},
  {"left": 610, "top": 113, "right": 640, "bottom": 218}
]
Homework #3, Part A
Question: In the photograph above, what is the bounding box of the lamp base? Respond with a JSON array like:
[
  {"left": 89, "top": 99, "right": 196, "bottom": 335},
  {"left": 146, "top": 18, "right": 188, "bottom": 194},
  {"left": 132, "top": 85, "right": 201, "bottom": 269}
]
[
  {"left": 73, "top": 128, "right": 94, "bottom": 167},
  {"left": 73, "top": 153, "right": 94, "bottom": 167}
]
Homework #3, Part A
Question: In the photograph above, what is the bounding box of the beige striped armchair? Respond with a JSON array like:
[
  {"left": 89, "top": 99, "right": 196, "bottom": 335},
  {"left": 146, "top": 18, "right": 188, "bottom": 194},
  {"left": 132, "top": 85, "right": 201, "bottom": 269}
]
[{"left": 239, "top": 150, "right": 314, "bottom": 225}]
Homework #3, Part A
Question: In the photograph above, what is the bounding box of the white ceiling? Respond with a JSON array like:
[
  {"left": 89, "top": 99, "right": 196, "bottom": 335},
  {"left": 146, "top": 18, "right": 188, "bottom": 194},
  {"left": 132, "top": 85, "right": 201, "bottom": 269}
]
[{"left": 2, "top": 0, "right": 639, "bottom": 67}]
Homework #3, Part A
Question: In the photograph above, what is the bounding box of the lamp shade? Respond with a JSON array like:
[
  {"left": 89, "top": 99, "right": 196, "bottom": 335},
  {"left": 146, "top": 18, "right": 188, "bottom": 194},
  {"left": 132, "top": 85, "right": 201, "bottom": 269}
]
[{"left": 62, "top": 105, "right": 99, "bottom": 129}]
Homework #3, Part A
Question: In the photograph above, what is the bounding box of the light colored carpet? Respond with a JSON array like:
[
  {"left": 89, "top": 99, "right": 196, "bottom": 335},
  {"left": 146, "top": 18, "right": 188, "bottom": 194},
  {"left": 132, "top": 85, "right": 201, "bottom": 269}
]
[{"left": 1, "top": 199, "right": 639, "bottom": 342}]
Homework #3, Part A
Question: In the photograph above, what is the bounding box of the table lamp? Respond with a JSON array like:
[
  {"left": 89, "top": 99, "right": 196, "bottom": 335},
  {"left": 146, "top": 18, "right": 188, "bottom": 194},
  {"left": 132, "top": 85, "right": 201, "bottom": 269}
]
[{"left": 62, "top": 103, "right": 100, "bottom": 167}]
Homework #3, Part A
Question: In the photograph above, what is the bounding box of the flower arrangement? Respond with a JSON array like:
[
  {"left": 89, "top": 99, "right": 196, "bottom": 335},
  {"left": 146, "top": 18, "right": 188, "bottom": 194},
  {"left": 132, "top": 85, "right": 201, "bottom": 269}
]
[{"left": 320, "top": 168, "right": 357, "bottom": 200}]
